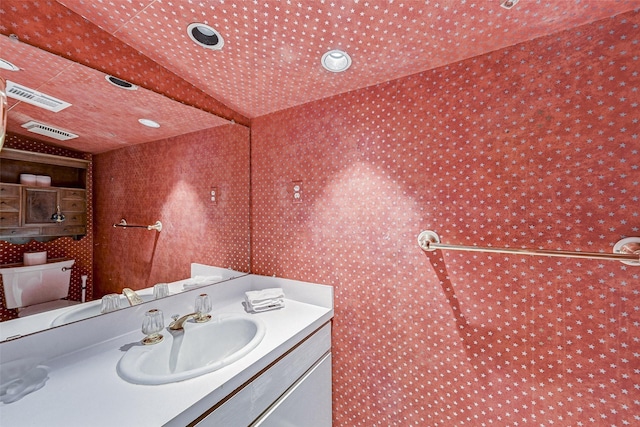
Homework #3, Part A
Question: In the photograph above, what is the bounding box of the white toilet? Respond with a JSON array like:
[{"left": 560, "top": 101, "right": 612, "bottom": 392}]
[{"left": 1, "top": 259, "right": 79, "bottom": 317}]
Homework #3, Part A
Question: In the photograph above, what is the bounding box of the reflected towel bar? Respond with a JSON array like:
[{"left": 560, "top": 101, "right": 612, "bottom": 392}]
[
  {"left": 113, "top": 219, "right": 163, "bottom": 232},
  {"left": 418, "top": 230, "right": 640, "bottom": 266}
]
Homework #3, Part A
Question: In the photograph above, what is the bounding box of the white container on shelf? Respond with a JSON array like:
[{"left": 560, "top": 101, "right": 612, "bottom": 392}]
[
  {"left": 23, "top": 251, "right": 47, "bottom": 266},
  {"left": 19, "top": 174, "right": 37, "bottom": 186},
  {"left": 36, "top": 175, "right": 51, "bottom": 187}
]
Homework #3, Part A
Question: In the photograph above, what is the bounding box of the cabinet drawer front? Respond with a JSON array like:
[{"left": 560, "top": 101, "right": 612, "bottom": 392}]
[
  {"left": 61, "top": 199, "right": 86, "bottom": 212},
  {"left": 0, "top": 197, "right": 20, "bottom": 212},
  {"left": 0, "top": 212, "right": 20, "bottom": 227},
  {"left": 0, "top": 184, "right": 21, "bottom": 197},
  {"left": 41, "top": 225, "right": 86, "bottom": 235},
  {"left": 0, "top": 227, "right": 40, "bottom": 237},
  {"left": 60, "top": 189, "right": 86, "bottom": 200},
  {"left": 63, "top": 213, "right": 86, "bottom": 225}
]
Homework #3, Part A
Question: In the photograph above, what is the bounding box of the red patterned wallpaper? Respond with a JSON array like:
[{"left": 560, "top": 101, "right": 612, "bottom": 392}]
[
  {"left": 0, "top": 134, "right": 93, "bottom": 321},
  {"left": 92, "top": 124, "right": 250, "bottom": 297},
  {"left": 251, "top": 11, "right": 640, "bottom": 427}
]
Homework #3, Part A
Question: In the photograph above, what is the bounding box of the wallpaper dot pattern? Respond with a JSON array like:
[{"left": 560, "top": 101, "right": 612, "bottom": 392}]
[
  {"left": 251, "top": 11, "right": 640, "bottom": 426},
  {"left": 92, "top": 125, "right": 250, "bottom": 297},
  {"left": 59, "top": 0, "right": 637, "bottom": 119},
  {"left": 0, "top": 134, "right": 94, "bottom": 321}
]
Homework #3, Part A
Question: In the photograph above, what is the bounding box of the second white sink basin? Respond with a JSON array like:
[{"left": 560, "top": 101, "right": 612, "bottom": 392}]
[
  {"left": 51, "top": 292, "right": 155, "bottom": 327},
  {"left": 117, "top": 313, "right": 266, "bottom": 385}
]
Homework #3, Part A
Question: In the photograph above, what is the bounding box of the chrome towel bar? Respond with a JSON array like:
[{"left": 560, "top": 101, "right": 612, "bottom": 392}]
[
  {"left": 418, "top": 230, "right": 640, "bottom": 266},
  {"left": 113, "top": 219, "right": 163, "bottom": 232}
]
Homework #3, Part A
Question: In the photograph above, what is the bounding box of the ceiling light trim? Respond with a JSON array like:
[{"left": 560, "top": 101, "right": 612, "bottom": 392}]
[
  {"left": 187, "top": 23, "right": 224, "bottom": 50},
  {"left": 0, "top": 58, "right": 19, "bottom": 71},
  {"left": 321, "top": 49, "right": 352, "bottom": 73},
  {"left": 138, "top": 118, "right": 160, "bottom": 128},
  {"left": 106, "top": 75, "right": 138, "bottom": 90}
]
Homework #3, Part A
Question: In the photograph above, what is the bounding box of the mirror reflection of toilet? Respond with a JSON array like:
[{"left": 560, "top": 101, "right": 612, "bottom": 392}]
[{"left": 1, "top": 258, "right": 78, "bottom": 317}]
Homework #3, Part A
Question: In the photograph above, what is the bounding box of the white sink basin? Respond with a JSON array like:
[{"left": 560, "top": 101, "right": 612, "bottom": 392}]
[
  {"left": 51, "top": 292, "right": 155, "bottom": 327},
  {"left": 117, "top": 313, "right": 266, "bottom": 385}
]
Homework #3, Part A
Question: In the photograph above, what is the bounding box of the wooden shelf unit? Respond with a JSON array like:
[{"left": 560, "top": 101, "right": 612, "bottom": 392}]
[{"left": 0, "top": 148, "right": 89, "bottom": 241}]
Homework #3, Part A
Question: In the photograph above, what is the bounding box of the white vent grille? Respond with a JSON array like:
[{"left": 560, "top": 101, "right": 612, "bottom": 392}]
[
  {"left": 21, "top": 121, "right": 78, "bottom": 141},
  {"left": 6, "top": 80, "right": 71, "bottom": 112}
]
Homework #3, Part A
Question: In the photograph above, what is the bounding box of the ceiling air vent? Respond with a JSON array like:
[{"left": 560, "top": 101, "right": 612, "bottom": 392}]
[
  {"left": 6, "top": 80, "right": 71, "bottom": 112},
  {"left": 21, "top": 121, "right": 78, "bottom": 141}
]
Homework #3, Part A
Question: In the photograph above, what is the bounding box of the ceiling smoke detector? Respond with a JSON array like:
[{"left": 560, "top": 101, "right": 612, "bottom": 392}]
[
  {"left": 187, "top": 23, "right": 224, "bottom": 50},
  {"left": 321, "top": 50, "right": 352, "bottom": 73}
]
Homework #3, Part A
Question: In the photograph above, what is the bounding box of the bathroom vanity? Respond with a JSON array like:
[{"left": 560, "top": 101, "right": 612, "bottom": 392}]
[{"left": 0, "top": 269, "right": 334, "bottom": 426}]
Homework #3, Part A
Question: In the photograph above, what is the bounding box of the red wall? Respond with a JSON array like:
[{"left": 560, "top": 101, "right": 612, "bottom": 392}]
[
  {"left": 92, "top": 124, "right": 250, "bottom": 297},
  {"left": 0, "top": 134, "right": 93, "bottom": 321},
  {"left": 251, "top": 11, "right": 640, "bottom": 426}
]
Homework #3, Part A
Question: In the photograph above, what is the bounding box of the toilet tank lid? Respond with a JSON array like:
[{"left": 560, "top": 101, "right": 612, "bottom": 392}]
[{"left": 0, "top": 258, "right": 74, "bottom": 272}]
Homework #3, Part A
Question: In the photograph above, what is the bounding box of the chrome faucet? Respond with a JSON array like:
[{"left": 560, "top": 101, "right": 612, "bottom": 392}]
[{"left": 168, "top": 313, "right": 199, "bottom": 331}]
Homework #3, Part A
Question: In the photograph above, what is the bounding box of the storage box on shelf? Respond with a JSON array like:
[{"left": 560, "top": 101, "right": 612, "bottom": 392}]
[{"left": 0, "top": 148, "right": 89, "bottom": 241}]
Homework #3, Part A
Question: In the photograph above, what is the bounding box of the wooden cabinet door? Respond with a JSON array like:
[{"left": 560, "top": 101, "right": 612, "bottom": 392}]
[{"left": 23, "top": 188, "right": 58, "bottom": 225}]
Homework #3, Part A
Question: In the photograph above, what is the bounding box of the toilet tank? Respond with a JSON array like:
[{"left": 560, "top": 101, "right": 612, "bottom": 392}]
[{"left": 0, "top": 259, "right": 75, "bottom": 309}]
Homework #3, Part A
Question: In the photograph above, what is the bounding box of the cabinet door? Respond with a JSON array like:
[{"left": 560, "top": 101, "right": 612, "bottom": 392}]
[
  {"left": 252, "top": 353, "right": 332, "bottom": 427},
  {"left": 23, "top": 188, "right": 58, "bottom": 225}
]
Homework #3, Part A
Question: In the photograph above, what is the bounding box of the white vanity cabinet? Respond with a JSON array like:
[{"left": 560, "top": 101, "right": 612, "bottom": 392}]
[
  {"left": 252, "top": 353, "right": 332, "bottom": 427},
  {"left": 187, "top": 323, "right": 332, "bottom": 427}
]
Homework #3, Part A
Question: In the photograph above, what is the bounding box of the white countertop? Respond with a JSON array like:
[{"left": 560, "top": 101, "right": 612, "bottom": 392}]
[{"left": 0, "top": 273, "right": 333, "bottom": 427}]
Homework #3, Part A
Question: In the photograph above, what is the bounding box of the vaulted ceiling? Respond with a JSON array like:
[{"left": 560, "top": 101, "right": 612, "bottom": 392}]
[{"left": 1, "top": 0, "right": 638, "bottom": 153}]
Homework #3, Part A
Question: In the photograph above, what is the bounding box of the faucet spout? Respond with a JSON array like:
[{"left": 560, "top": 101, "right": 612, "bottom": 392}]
[
  {"left": 169, "top": 313, "right": 198, "bottom": 331},
  {"left": 122, "top": 288, "right": 144, "bottom": 306}
]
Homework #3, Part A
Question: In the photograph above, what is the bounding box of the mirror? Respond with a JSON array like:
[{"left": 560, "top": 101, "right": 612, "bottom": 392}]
[{"left": 0, "top": 38, "right": 251, "bottom": 339}]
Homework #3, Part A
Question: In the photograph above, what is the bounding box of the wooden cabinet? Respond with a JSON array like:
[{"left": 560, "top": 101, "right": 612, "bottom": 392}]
[
  {"left": 0, "top": 148, "right": 89, "bottom": 242},
  {"left": 0, "top": 183, "right": 21, "bottom": 228}
]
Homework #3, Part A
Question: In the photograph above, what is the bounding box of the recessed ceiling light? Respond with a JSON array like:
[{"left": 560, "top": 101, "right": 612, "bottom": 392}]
[
  {"left": 321, "top": 49, "right": 352, "bottom": 73},
  {"left": 106, "top": 75, "right": 138, "bottom": 90},
  {"left": 138, "top": 119, "right": 160, "bottom": 128},
  {"left": 187, "top": 23, "right": 224, "bottom": 50},
  {"left": 0, "top": 58, "right": 19, "bottom": 71}
]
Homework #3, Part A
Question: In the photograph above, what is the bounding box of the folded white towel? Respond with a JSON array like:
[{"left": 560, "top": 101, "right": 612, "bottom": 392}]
[
  {"left": 245, "top": 288, "right": 285, "bottom": 305},
  {"left": 182, "top": 275, "right": 224, "bottom": 290},
  {"left": 244, "top": 288, "right": 285, "bottom": 313},
  {"left": 246, "top": 299, "right": 285, "bottom": 313}
]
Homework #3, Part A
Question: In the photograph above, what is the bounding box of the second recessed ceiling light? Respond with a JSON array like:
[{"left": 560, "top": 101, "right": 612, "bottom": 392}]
[{"left": 187, "top": 23, "right": 224, "bottom": 50}]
